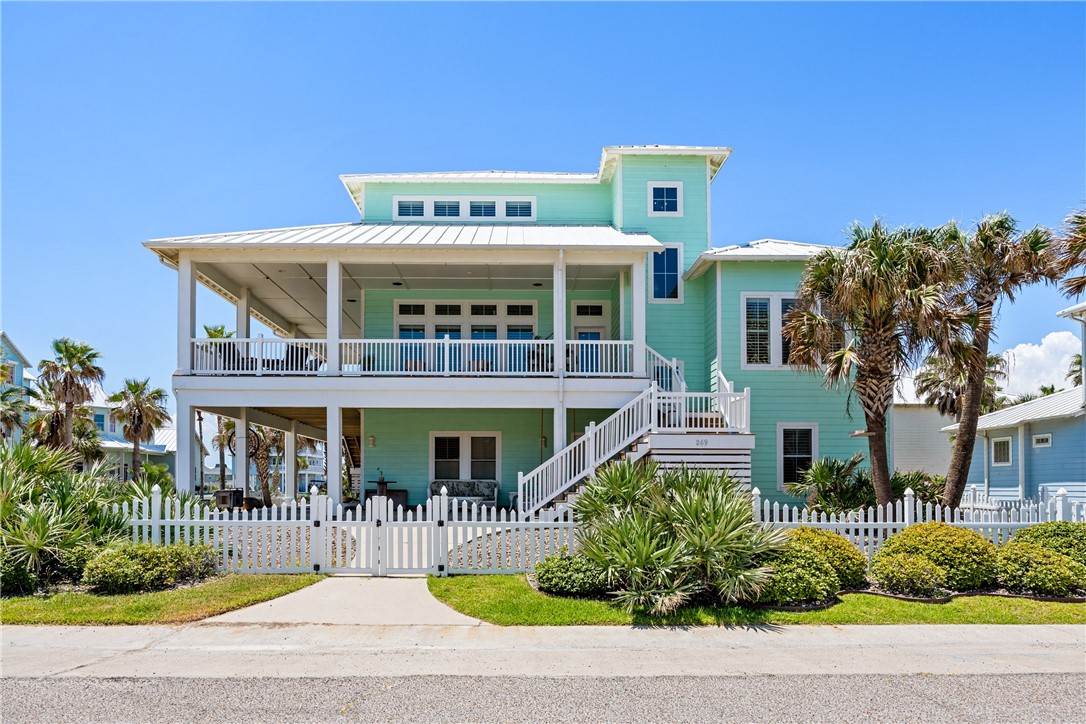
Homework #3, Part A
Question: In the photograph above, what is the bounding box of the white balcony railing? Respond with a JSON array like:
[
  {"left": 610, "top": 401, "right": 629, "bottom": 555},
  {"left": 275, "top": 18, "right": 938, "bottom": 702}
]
[
  {"left": 191, "top": 338, "right": 327, "bottom": 375},
  {"left": 340, "top": 339, "right": 557, "bottom": 376}
]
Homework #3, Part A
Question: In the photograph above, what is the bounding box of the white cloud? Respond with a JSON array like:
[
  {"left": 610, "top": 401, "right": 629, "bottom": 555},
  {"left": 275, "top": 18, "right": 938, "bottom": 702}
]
[{"left": 1000, "top": 331, "right": 1081, "bottom": 396}]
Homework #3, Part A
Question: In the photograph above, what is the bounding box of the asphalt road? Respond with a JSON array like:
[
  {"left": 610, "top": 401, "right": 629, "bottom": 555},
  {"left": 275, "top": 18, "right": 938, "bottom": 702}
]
[{"left": 3, "top": 674, "right": 1085, "bottom": 723}]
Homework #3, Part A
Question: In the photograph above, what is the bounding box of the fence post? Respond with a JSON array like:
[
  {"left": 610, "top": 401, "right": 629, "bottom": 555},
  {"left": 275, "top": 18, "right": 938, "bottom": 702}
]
[
  {"left": 751, "top": 487, "right": 761, "bottom": 522},
  {"left": 1054, "top": 487, "right": 1070, "bottom": 522},
  {"left": 310, "top": 485, "right": 326, "bottom": 573},
  {"left": 437, "top": 486, "right": 449, "bottom": 577},
  {"left": 150, "top": 485, "right": 162, "bottom": 545},
  {"left": 903, "top": 488, "right": 915, "bottom": 528}
]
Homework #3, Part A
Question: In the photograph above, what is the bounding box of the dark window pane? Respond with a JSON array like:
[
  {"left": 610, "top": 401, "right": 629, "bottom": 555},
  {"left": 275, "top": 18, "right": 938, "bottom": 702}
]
[
  {"left": 507, "top": 304, "right": 533, "bottom": 316},
  {"left": 399, "top": 304, "right": 425, "bottom": 316},
  {"left": 470, "top": 437, "right": 497, "bottom": 479},
  {"left": 470, "top": 304, "right": 498, "bottom": 316},
  {"left": 652, "top": 185, "right": 678, "bottom": 212},
  {"left": 434, "top": 436, "right": 460, "bottom": 479},
  {"left": 575, "top": 304, "right": 604, "bottom": 317},
  {"left": 746, "top": 298, "right": 770, "bottom": 364},
  {"left": 470, "top": 201, "right": 496, "bottom": 217},
  {"left": 505, "top": 201, "right": 532, "bottom": 217},
  {"left": 781, "top": 299, "right": 797, "bottom": 364},
  {"left": 435, "top": 304, "right": 461, "bottom": 316},
  {"left": 433, "top": 201, "right": 460, "bottom": 217},
  {"left": 398, "top": 201, "right": 424, "bottom": 217}
]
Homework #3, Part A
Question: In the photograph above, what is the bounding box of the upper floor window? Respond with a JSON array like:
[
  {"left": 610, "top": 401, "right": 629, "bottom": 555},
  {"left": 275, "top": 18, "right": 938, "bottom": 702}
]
[
  {"left": 505, "top": 201, "right": 532, "bottom": 218},
  {"left": 94, "top": 413, "right": 106, "bottom": 432},
  {"left": 397, "top": 200, "right": 424, "bottom": 217},
  {"left": 648, "top": 182, "right": 683, "bottom": 217},
  {"left": 470, "top": 201, "right": 496, "bottom": 218},
  {"left": 651, "top": 244, "right": 683, "bottom": 303},
  {"left": 741, "top": 293, "right": 798, "bottom": 369},
  {"left": 433, "top": 201, "right": 460, "bottom": 217}
]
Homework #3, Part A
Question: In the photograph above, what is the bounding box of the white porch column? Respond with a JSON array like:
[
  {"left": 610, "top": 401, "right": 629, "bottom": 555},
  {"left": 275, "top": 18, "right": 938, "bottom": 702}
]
[
  {"left": 553, "top": 404, "right": 567, "bottom": 452},
  {"left": 553, "top": 250, "right": 566, "bottom": 376},
  {"left": 236, "top": 409, "right": 249, "bottom": 494},
  {"left": 326, "top": 258, "right": 342, "bottom": 373},
  {"left": 175, "top": 397, "right": 196, "bottom": 496},
  {"left": 618, "top": 270, "right": 627, "bottom": 341},
  {"left": 177, "top": 254, "right": 196, "bottom": 373},
  {"left": 326, "top": 405, "right": 342, "bottom": 504},
  {"left": 284, "top": 422, "right": 297, "bottom": 499},
  {"left": 236, "top": 287, "right": 251, "bottom": 338},
  {"left": 631, "top": 256, "right": 647, "bottom": 376}
]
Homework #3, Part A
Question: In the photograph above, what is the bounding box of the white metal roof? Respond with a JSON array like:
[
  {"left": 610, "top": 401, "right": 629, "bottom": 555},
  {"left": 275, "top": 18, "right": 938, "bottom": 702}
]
[
  {"left": 1059, "top": 301, "right": 1086, "bottom": 319},
  {"left": 339, "top": 171, "right": 600, "bottom": 185},
  {"left": 941, "top": 386, "right": 1085, "bottom": 433},
  {"left": 685, "top": 239, "right": 836, "bottom": 279},
  {"left": 0, "top": 331, "right": 31, "bottom": 367},
  {"left": 145, "top": 222, "right": 662, "bottom": 263}
]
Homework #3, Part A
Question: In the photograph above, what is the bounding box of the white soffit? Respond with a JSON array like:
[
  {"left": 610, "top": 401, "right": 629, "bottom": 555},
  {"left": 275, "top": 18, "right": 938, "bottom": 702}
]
[{"left": 685, "top": 239, "right": 836, "bottom": 280}]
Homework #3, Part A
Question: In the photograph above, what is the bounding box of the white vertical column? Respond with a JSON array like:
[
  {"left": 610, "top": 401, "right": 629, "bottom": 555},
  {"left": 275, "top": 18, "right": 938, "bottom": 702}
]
[
  {"left": 553, "top": 405, "right": 567, "bottom": 453},
  {"left": 236, "top": 287, "right": 251, "bottom": 338},
  {"left": 553, "top": 250, "right": 566, "bottom": 376},
  {"left": 631, "top": 256, "right": 647, "bottom": 376},
  {"left": 326, "top": 258, "right": 342, "bottom": 373},
  {"left": 618, "top": 270, "right": 627, "bottom": 341},
  {"left": 284, "top": 422, "right": 297, "bottom": 499},
  {"left": 326, "top": 405, "right": 342, "bottom": 504},
  {"left": 236, "top": 409, "right": 249, "bottom": 495},
  {"left": 1018, "top": 423, "right": 1027, "bottom": 500},
  {"left": 175, "top": 396, "right": 196, "bottom": 496},
  {"left": 177, "top": 254, "right": 196, "bottom": 373}
]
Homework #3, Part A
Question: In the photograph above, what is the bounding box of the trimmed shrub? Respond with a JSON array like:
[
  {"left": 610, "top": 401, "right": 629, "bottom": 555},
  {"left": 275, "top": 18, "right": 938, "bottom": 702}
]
[
  {"left": 871, "top": 553, "right": 947, "bottom": 598},
  {"left": 82, "top": 543, "right": 217, "bottom": 594},
  {"left": 877, "top": 522, "right": 997, "bottom": 591},
  {"left": 789, "top": 527, "right": 868, "bottom": 589},
  {"left": 759, "top": 546, "right": 840, "bottom": 606},
  {"left": 1012, "top": 522, "right": 1086, "bottom": 567},
  {"left": 55, "top": 545, "right": 99, "bottom": 584},
  {"left": 997, "top": 540, "right": 1086, "bottom": 597},
  {"left": 533, "top": 551, "right": 609, "bottom": 598},
  {"left": 1, "top": 547, "right": 38, "bottom": 596}
]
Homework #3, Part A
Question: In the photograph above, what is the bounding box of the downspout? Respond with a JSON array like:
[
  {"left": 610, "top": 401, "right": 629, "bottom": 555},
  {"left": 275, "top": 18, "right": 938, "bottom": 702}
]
[
  {"left": 983, "top": 431, "right": 990, "bottom": 496},
  {"left": 1018, "top": 422, "right": 1027, "bottom": 500}
]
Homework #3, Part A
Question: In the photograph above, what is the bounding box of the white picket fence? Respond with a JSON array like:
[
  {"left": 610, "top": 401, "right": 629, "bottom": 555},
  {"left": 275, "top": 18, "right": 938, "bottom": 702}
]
[
  {"left": 752, "top": 485, "right": 1086, "bottom": 562},
  {"left": 117, "top": 486, "right": 576, "bottom": 576}
]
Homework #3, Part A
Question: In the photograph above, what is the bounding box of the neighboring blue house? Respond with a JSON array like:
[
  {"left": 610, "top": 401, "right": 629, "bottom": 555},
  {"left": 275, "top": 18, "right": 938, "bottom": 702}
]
[
  {"left": 1, "top": 331, "right": 32, "bottom": 443},
  {"left": 942, "top": 301, "right": 1086, "bottom": 502}
]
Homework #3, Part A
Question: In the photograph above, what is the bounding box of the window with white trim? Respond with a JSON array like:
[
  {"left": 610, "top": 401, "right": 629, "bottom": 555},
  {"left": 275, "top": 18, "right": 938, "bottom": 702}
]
[
  {"left": 505, "top": 201, "right": 532, "bottom": 218},
  {"left": 470, "top": 201, "right": 496, "bottom": 218},
  {"left": 397, "top": 200, "right": 424, "bottom": 217},
  {"left": 647, "top": 182, "right": 683, "bottom": 217},
  {"left": 741, "top": 293, "right": 799, "bottom": 369},
  {"left": 992, "top": 437, "right": 1012, "bottom": 466},
  {"left": 393, "top": 196, "right": 536, "bottom": 221},
  {"left": 392, "top": 299, "right": 537, "bottom": 339},
  {"left": 430, "top": 432, "right": 501, "bottom": 481},
  {"left": 651, "top": 244, "right": 683, "bottom": 302},
  {"left": 433, "top": 201, "right": 460, "bottom": 217},
  {"left": 777, "top": 423, "right": 818, "bottom": 490},
  {"left": 1032, "top": 433, "right": 1052, "bottom": 448},
  {"left": 93, "top": 413, "right": 105, "bottom": 432}
]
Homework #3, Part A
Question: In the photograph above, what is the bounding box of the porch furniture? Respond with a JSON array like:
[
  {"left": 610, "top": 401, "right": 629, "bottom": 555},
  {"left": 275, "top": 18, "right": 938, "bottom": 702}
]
[
  {"left": 429, "top": 479, "right": 499, "bottom": 508},
  {"left": 365, "top": 480, "right": 408, "bottom": 509},
  {"left": 213, "top": 488, "right": 244, "bottom": 510}
]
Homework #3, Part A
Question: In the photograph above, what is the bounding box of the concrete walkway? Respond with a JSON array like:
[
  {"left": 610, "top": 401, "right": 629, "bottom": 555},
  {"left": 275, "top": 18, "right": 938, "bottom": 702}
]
[
  {"left": 207, "top": 576, "right": 481, "bottom": 626},
  {"left": 4, "top": 624, "right": 1083, "bottom": 678}
]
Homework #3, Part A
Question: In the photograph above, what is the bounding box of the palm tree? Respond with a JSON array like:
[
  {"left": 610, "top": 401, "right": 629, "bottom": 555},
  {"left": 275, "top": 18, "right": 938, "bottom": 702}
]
[
  {"left": 244, "top": 425, "right": 276, "bottom": 506},
  {"left": 1057, "top": 208, "right": 1086, "bottom": 297},
  {"left": 72, "top": 418, "right": 104, "bottom": 466},
  {"left": 107, "top": 378, "right": 171, "bottom": 482},
  {"left": 203, "top": 326, "right": 235, "bottom": 491},
  {"left": 0, "top": 385, "right": 34, "bottom": 442},
  {"left": 942, "top": 213, "right": 1059, "bottom": 507},
  {"left": 1067, "top": 353, "right": 1082, "bottom": 387},
  {"left": 784, "top": 219, "right": 962, "bottom": 506},
  {"left": 37, "top": 339, "right": 105, "bottom": 451},
  {"left": 914, "top": 348, "right": 1008, "bottom": 418},
  {"left": 26, "top": 379, "right": 73, "bottom": 450}
]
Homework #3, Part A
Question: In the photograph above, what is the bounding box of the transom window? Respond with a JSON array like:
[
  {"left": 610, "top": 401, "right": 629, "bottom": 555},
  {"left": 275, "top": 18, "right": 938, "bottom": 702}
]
[
  {"left": 507, "top": 304, "right": 533, "bottom": 316},
  {"left": 575, "top": 304, "right": 604, "bottom": 317},
  {"left": 399, "top": 304, "right": 425, "bottom": 316},
  {"left": 992, "top": 437, "right": 1012, "bottom": 466},
  {"left": 647, "top": 182, "right": 684, "bottom": 217},
  {"left": 435, "top": 304, "right": 461, "bottom": 316},
  {"left": 431, "top": 432, "right": 501, "bottom": 481},
  {"left": 1032, "top": 433, "right": 1052, "bottom": 448},
  {"left": 392, "top": 299, "right": 538, "bottom": 339},
  {"left": 470, "top": 304, "right": 498, "bottom": 316},
  {"left": 778, "top": 424, "right": 818, "bottom": 490},
  {"left": 741, "top": 293, "right": 799, "bottom": 369},
  {"left": 393, "top": 196, "right": 535, "bottom": 221},
  {"left": 651, "top": 245, "right": 682, "bottom": 302}
]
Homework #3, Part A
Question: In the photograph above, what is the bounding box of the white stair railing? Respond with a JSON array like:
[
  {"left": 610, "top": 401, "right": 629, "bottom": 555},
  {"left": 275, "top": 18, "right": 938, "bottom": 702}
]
[{"left": 646, "top": 347, "right": 685, "bottom": 391}]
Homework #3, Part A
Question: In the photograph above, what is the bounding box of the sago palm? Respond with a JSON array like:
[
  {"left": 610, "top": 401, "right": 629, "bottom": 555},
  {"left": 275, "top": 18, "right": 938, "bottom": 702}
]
[
  {"left": 37, "top": 338, "right": 105, "bottom": 451},
  {"left": 107, "top": 378, "right": 171, "bottom": 482},
  {"left": 942, "top": 213, "right": 1059, "bottom": 507},
  {"left": 784, "top": 219, "right": 962, "bottom": 506},
  {"left": 914, "top": 347, "right": 1008, "bottom": 418}
]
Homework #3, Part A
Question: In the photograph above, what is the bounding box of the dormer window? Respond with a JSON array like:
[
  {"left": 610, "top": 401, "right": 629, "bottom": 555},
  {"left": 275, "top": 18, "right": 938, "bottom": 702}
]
[
  {"left": 433, "top": 201, "right": 460, "bottom": 217},
  {"left": 470, "top": 201, "right": 496, "bottom": 218},
  {"left": 393, "top": 196, "right": 535, "bottom": 221},
  {"left": 505, "top": 201, "right": 532, "bottom": 218},
  {"left": 397, "top": 200, "right": 424, "bottom": 217},
  {"left": 648, "top": 182, "right": 683, "bottom": 217}
]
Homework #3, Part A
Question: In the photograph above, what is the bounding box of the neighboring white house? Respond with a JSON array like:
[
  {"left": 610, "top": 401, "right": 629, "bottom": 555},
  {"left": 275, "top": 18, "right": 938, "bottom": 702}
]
[{"left": 888, "top": 378, "right": 955, "bottom": 476}]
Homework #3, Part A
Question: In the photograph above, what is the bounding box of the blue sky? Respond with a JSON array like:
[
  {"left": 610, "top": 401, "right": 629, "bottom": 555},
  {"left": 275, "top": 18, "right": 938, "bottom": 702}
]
[{"left": 3, "top": 2, "right": 1084, "bottom": 407}]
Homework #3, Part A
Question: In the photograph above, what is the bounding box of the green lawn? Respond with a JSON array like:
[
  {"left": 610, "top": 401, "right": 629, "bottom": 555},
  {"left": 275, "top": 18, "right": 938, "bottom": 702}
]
[
  {"left": 2, "top": 574, "right": 324, "bottom": 625},
  {"left": 427, "top": 574, "right": 1086, "bottom": 626}
]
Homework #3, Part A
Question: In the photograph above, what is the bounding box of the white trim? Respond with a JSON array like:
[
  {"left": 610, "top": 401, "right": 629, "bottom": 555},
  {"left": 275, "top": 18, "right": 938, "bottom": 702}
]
[
  {"left": 739, "top": 292, "right": 797, "bottom": 370},
  {"left": 776, "top": 422, "right": 819, "bottom": 492},
  {"left": 428, "top": 431, "right": 502, "bottom": 482},
  {"left": 614, "top": 156, "right": 624, "bottom": 230},
  {"left": 705, "top": 158, "right": 712, "bottom": 250},
  {"left": 646, "top": 181, "right": 684, "bottom": 218},
  {"left": 714, "top": 262, "right": 723, "bottom": 379},
  {"left": 649, "top": 242, "right": 684, "bottom": 304},
  {"left": 991, "top": 436, "right": 1013, "bottom": 467},
  {"left": 570, "top": 300, "right": 612, "bottom": 340},
  {"left": 392, "top": 195, "right": 537, "bottom": 222},
  {"left": 1032, "top": 433, "right": 1052, "bottom": 448},
  {"left": 393, "top": 299, "right": 538, "bottom": 339}
]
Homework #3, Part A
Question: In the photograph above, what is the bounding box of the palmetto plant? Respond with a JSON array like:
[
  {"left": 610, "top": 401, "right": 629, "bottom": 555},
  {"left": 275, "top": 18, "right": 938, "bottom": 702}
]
[
  {"left": 108, "top": 378, "right": 171, "bottom": 482},
  {"left": 0, "top": 384, "right": 34, "bottom": 441},
  {"left": 574, "top": 461, "right": 786, "bottom": 615},
  {"left": 1058, "top": 208, "right": 1086, "bottom": 297},
  {"left": 784, "top": 219, "right": 963, "bottom": 506},
  {"left": 1067, "top": 354, "right": 1083, "bottom": 387},
  {"left": 941, "top": 213, "right": 1059, "bottom": 507},
  {"left": 786, "top": 453, "right": 944, "bottom": 514},
  {"left": 37, "top": 338, "right": 105, "bottom": 452},
  {"left": 915, "top": 348, "right": 1008, "bottom": 418}
]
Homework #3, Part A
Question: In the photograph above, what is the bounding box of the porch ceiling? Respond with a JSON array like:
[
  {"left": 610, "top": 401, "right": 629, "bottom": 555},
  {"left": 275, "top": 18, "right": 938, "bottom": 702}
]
[
  {"left": 199, "top": 406, "right": 361, "bottom": 439},
  {"left": 195, "top": 260, "right": 624, "bottom": 339}
]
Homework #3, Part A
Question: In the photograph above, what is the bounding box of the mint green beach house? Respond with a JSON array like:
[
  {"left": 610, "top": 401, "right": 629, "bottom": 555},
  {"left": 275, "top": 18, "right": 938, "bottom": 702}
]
[{"left": 148, "top": 145, "right": 866, "bottom": 514}]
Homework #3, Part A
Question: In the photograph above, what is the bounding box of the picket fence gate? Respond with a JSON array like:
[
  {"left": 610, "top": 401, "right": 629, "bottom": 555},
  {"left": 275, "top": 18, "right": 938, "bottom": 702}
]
[
  {"left": 752, "top": 484, "right": 1086, "bottom": 562},
  {"left": 116, "top": 486, "right": 578, "bottom": 575}
]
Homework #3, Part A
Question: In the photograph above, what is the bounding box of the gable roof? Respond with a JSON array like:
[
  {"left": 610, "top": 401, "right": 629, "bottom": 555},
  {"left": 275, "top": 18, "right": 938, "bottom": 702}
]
[
  {"left": 685, "top": 239, "right": 836, "bottom": 279},
  {"left": 941, "top": 386, "right": 1085, "bottom": 433},
  {"left": 0, "top": 332, "right": 31, "bottom": 367}
]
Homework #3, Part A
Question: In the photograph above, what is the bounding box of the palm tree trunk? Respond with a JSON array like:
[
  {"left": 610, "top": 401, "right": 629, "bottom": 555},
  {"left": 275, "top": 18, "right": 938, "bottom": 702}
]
[
  {"left": 63, "top": 400, "right": 75, "bottom": 450},
  {"left": 132, "top": 433, "right": 143, "bottom": 481},
  {"left": 217, "top": 417, "right": 227, "bottom": 490},
  {"left": 863, "top": 411, "right": 893, "bottom": 507},
  {"left": 944, "top": 307, "right": 995, "bottom": 507}
]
